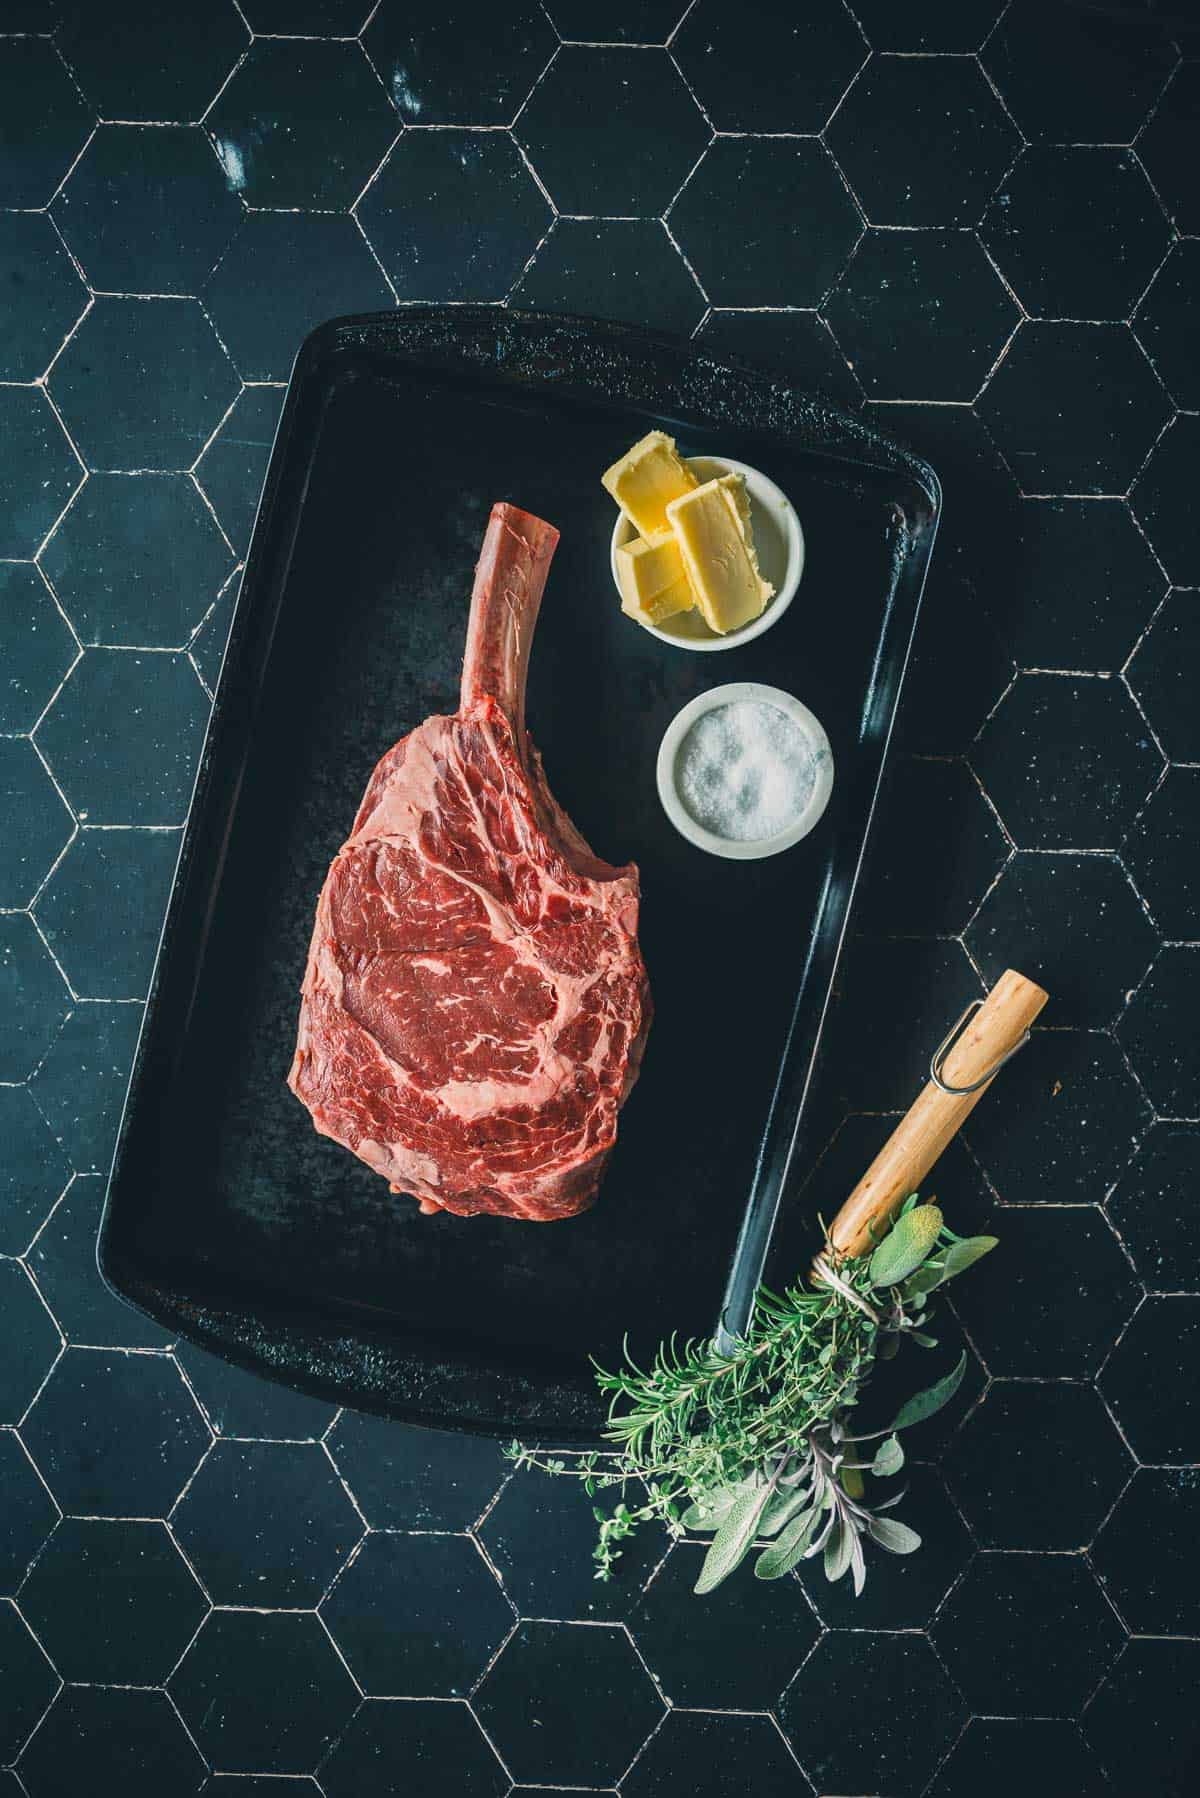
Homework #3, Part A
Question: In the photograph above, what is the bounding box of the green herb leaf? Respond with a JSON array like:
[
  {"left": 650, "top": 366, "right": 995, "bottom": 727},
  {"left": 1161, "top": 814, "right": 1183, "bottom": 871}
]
[
  {"left": 754, "top": 1507, "right": 820, "bottom": 1579},
  {"left": 680, "top": 1479, "right": 755, "bottom": 1534},
  {"left": 872, "top": 1435, "right": 904, "bottom": 1478},
  {"left": 938, "top": 1235, "right": 998, "bottom": 1283},
  {"left": 869, "top": 1205, "right": 944, "bottom": 1286},
  {"left": 890, "top": 1351, "right": 968, "bottom": 1431},
  {"left": 758, "top": 1486, "right": 813, "bottom": 1538},
  {"left": 868, "top": 1516, "right": 922, "bottom": 1554},
  {"left": 694, "top": 1485, "right": 771, "bottom": 1594},
  {"left": 824, "top": 1515, "right": 855, "bottom": 1582}
]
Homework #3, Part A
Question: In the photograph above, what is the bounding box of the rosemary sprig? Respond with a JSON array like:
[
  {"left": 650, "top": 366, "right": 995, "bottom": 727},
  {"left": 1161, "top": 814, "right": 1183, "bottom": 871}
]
[{"left": 508, "top": 1196, "right": 995, "bottom": 1595}]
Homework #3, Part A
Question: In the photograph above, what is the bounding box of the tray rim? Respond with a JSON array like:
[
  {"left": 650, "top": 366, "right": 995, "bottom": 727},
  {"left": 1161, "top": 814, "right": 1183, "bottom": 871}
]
[{"left": 96, "top": 305, "right": 942, "bottom": 1441}]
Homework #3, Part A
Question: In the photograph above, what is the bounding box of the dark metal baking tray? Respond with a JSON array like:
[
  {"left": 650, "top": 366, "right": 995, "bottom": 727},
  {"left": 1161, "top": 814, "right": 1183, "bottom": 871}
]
[{"left": 99, "top": 308, "right": 940, "bottom": 1439}]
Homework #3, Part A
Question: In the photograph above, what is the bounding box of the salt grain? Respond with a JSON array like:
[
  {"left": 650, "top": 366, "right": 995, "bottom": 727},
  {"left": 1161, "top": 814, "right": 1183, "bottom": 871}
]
[{"left": 676, "top": 700, "right": 819, "bottom": 842}]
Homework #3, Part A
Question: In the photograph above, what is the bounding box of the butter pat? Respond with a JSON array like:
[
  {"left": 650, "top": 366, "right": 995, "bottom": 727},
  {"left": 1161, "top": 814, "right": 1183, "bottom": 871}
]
[
  {"left": 666, "top": 474, "right": 774, "bottom": 635},
  {"left": 615, "top": 530, "right": 695, "bottom": 627},
  {"left": 602, "top": 430, "right": 698, "bottom": 538}
]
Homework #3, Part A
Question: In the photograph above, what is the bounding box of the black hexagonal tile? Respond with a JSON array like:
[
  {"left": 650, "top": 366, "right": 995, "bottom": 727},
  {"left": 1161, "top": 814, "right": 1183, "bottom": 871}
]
[
  {"left": 0, "top": 740, "right": 72, "bottom": 911},
  {"left": 0, "top": 214, "right": 87, "bottom": 383},
  {"left": 19, "top": 1685, "right": 205, "bottom": 1797},
  {"left": 982, "top": 0, "right": 1176, "bottom": 144},
  {"left": 674, "top": 0, "right": 864, "bottom": 133},
  {"left": 321, "top": 1530, "right": 511, "bottom": 1696},
  {"left": 0, "top": 1088, "right": 69, "bottom": 1260},
  {"left": 779, "top": 1632, "right": 965, "bottom": 1798},
  {"left": 27, "top": 1175, "right": 167, "bottom": 1350},
  {"left": 973, "top": 673, "right": 1161, "bottom": 849},
  {"left": 997, "top": 497, "right": 1164, "bottom": 672},
  {"left": 480, "top": 1467, "right": 667, "bottom": 1622},
  {"left": 953, "top": 1205, "right": 1139, "bottom": 1378},
  {"left": 1137, "top": 61, "right": 1200, "bottom": 238},
  {"left": 174, "top": 1341, "right": 336, "bottom": 1442},
  {"left": 669, "top": 136, "right": 859, "bottom": 308},
  {"left": 0, "top": 38, "right": 91, "bottom": 210},
  {"left": 823, "top": 936, "right": 983, "bottom": 1111},
  {"left": 205, "top": 1781, "right": 321, "bottom": 1797},
  {"left": 204, "top": 213, "right": 393, "bottom": 384},
  {"left": 475, "top": 1620, "right": 663, "bottom": 1787},
  {"left": 1131, "top": 414, "right": 1200, "bottom": 588},
  {"left": 50, "top": 297, "right": 239, "bottom": 473},
  {"left": 1102, "top": 1296, "right": 1200, "bottom": 1465},
  {"left": 828, "top": 54, "right": 1017, "bottom": 228},
  {"left": 0, "top": 1599, "right": 57, "bottom": 1766},
  {"left": 1134, "top": 239, "right": 1200, "bottom": 411},
  {"left": 42, "top": 471, "right": 233, "bottom": 651},
  {"left": 857, "top": 757, "right": 1008, "bottom": 937},
  {"left": 1126, "top": 590, "right": 1200, "bottom": 763},
  {"left": 980, "top": 322, "right": 1170, "bottom": 497},
  {"left": 0, "top": 388, "right": 83, "bottom": 560},
  {"left": 966, "top": 853, "right": 1156, "bottom": 1029},
  {"left": 951, "top": 1381, "right": 1132, "bottom": 1550},
  {"left": 37, "top": 650, "right": 208, "bottom": 826},
  {"left": 0, "top": 566, "right": 77, "bottom": 737},
  {"left": 825, "top": 228, "right": 1017, "bottom": 401},
  {"left": 1108, "top": 1125, "right": 1200, "bottom": 1293},
  {"left": 927, "top": 1718, "right": 1110, "bottom": 1798},
  {"left": 0, "top": 1433, "right": 57, "bottom": 1597},
  {"left": 981, "top": 147, "right": 1169, "bottom": 323},
  {"left": 622, "top": 1711, "right": 803, "bottom": 1798},
  {"left": 193, "top": 384, "right": 281, "bottom": 557},
  {"left": 510, "top": 218, "right": 704, "bottom": 334},
  {"left": 628, "top": 1541, "right": 816, "bottom": 1707},
  {"left": 21, "top": 1347, "right": 209, "bottom": 1516},
  {"left": 694, "top": 307, "right": 863, "bottom": 408},
  {"left": 35, "top": 828, "right": 179, "bottom": 1001},
  {"left": 20, "top": 1517, "right": 207, "bottom": 1684},
  {"left": 207, "top": 40, "right": 395, "bottom": 211},
  {"left": 27, "top": 999, "right": 144, "bottom": 1175},
  {"left": 801, "top": 1464, "right": 973, "bottom": 1629},
  {"left": 173, "top": 1440, "right": 361, "bottom": 1606},
  {"left": 934, "top": 1552, "right": 1121, "bottom": 1716},
  {"left": 0, "top": 916, "right": 71, "bottom": 1085},
  {"left": 850, "top": 0, "right": 1004, "bottom": 50},
  {"left": 545, "top": 0, "right": 686, "bottom": 40},
  {"left": 365, "top": 2, "right": 553, "bottom": 126},
  {"left": 1124, "top": 768, "right": 1199, "bottom": 941},
  {"left": 359, "top": 130, "right": 549, "bottom": 302},
  {"left": 0, "top": 1264, "right": 58, "bottom": 1429},
  {"left": 54, "top": 125, "right": 242, "bottom": 297},
  {"left": 325, "top": 1414, "right": 506, "bottom": 1530},
  {"left": 241, "top": 0, "right": 370, "bottom": 25},
  {"left": 1093, "top": 1467, "right": 1200, "bottom": 1635},
  {"left": 1120, "top": 948, "right": 1200, "bottom": 1118},
  {"left": 57, "top": 0, "right": 248, "bottom": 124},
  {"left": 170, "top": 1609, "right": 359, "bottom": 1775},
  {"left": 1083, "top": 1637, "right": 1200, "bottom": 1796},
  {"left": 320, "top": 1699, "right": 508, "bottom": 1798},
  {"left": 190, "top": 568, "right": 242, "bottom": 698},
  {"left": 517, "top": 46, "right": 706, "bottom": 215}
]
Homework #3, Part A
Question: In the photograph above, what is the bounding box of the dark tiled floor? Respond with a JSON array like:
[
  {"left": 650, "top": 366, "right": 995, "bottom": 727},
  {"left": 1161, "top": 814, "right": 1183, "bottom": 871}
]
[{"left": 1, "top": 3, "right": 1197, "bottom": 1794}]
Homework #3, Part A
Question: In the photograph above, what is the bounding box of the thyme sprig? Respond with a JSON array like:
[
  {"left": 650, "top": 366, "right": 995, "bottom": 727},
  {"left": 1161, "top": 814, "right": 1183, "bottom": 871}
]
[{"left": 509, "top": 1197, "right": 995, "bottom": 1594}]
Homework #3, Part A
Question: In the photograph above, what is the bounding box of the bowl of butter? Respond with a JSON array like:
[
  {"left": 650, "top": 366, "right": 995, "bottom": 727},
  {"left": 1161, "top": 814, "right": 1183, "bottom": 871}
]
[{"left": 604, "top": 431, "right": 804, "bottom": 651}]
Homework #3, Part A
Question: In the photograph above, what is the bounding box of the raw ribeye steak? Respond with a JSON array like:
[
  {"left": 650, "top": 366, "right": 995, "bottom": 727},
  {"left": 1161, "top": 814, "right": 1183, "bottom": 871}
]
[{"left": 289, "top": 502, "right": 651, "bottom": 1221}]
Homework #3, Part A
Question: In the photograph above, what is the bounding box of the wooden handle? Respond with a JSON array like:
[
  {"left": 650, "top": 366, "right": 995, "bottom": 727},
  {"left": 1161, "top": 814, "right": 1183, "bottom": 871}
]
[{"left": 825, "top": 969, "right": 1048, "bottom": 1260}]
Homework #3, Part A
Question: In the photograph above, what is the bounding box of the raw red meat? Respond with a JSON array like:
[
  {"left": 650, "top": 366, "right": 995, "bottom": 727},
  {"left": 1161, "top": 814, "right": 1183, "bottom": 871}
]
[{"left": 288, "top": 502, "right": 651, "bottom": 1220}]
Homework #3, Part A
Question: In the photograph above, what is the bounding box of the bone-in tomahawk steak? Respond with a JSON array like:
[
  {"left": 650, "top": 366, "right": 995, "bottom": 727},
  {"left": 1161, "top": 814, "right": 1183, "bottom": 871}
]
[{"left": 289, "top": 503, "right": 651, "bottom": 1221}]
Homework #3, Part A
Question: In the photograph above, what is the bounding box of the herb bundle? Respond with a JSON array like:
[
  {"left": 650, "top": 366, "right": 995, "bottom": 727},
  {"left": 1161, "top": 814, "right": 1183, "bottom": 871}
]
[{"left": 510, "top": 1197, "right": 995, "bottom": 1595}]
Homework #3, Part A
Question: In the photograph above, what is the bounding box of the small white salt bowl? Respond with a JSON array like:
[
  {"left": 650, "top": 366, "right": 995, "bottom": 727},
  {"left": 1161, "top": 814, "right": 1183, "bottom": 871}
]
[
  {"left": 657, "top": 681, "right": 834, "bottom": 862},
  {"left": 610, "top": 454, "right": 804, "bottom": 652}
]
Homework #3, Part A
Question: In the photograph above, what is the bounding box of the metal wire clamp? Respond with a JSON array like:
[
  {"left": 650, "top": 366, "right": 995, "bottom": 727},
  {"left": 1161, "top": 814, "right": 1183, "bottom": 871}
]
[{"left": 929, "top": 999, "right": 1031, "bottom": 1095}]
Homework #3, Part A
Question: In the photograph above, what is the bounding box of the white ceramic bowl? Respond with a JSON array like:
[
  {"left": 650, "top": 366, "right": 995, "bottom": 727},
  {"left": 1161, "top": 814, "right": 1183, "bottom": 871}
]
[
  {"left": 610, "top": 454, "right": 804, "bottom": 652},
  {"left": 656, "top": 681, "right": 834, "bottom": 861}
]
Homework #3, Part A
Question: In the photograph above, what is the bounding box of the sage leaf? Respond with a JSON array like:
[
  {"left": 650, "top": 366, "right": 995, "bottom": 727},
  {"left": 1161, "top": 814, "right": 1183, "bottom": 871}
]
[
  {"left": 868, "top": 1516, "right": 922, "bottom": 1555},
  {"left": 681, "top": 1479, "right": 754, "bottom": 1533},
  {"left": 758, "top": 1486, "right": 812, "bottom": 1538},
  {"left": 824, "top": 1514, "right": 855, "bottom": 1582},
  {"left": 869, "top": 1205, "right": 944, "bottom": 1286},
  {"left": 694, "top": 1485, "right": 770, "bottom": 1594},
  {"left": 754, "top": 1507, "right": 820, "bottom": 1579},
  {"left": 938, "top": 1235, "right": 998, "bottom": 1283},
  {"left": 889, "top": 1351, "right": 967, "bottom": 1431},
  {"left": 850, "top": 1527, "right": 867, "bottom": 1596},
  {"left": 872, "top": 1435, "right": 904, "bottom": 1478}
]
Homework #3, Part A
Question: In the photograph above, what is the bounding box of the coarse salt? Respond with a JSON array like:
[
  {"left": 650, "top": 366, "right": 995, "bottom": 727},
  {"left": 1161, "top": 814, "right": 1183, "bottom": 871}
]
[{"left": 676, "top": 700, "right": 821, "bottom": 842}]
